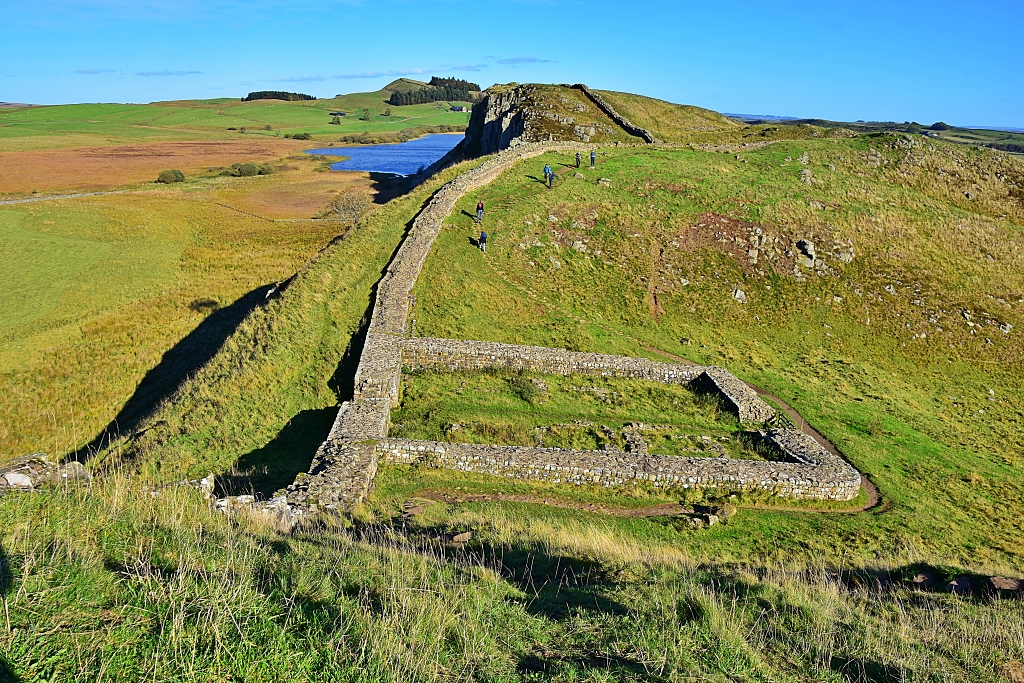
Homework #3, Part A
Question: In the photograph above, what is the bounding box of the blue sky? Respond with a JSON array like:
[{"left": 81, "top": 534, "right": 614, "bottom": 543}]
[{"left": 1, "top": 0, "right": 1022, "bottom": 127}]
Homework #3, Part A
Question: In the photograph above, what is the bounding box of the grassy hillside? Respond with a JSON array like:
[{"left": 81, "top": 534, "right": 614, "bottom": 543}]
[
  {"left": 409, "top": 135, "right": 1024, "bottom": 570},
  {"left": 91, "top": 159, "right": 480, "bottom": 489},
  {"left": 595, "top": 89, "right": 740, "bottom": 140},
  {"left": 0, "top": 154, "right": 373, "bottom": 462}
]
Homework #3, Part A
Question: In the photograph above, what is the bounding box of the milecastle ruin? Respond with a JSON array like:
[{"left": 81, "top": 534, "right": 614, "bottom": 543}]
[{"left": 277, "top": 104, "right": 864, "bottom": 513}]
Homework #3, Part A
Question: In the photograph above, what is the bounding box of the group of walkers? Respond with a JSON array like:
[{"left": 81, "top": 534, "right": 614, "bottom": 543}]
[{"left": 473, "top": 149, "right": 598, "bottom": 253}]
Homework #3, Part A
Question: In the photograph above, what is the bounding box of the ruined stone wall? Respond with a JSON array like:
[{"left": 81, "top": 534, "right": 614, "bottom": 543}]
[
  {"left": 281, "top": 133, "right": 864, "bottom": 513},
  {"left": 571, "top": 84, "right": 660, "bottom": 144},
  {"left": 397, "top": 337, "right": 775, "bottom": 424},
  {"left": 377, "top": 436, "right": 861, "bottom": 501}
]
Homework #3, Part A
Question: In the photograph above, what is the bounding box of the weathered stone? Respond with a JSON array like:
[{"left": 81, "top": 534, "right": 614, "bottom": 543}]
[
  {"left": 3, "top": 472, "right": 33, "bottom": 489},
  {"left": 715, "top": 503, "right": 738, "bottom": 519},
  {"left": 58, "top": 461, "right": 91, "bottom": 483},
  {"left": 989, "top": 576, "right": 1023, "bottom": 592},
  {"left": 732, "top": 288, "right": 747, "bottom": 303}
]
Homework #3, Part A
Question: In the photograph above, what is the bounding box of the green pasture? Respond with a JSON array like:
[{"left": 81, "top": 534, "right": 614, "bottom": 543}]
[{"left": 0, "top": 91, "right": 471, "bottom": 149}]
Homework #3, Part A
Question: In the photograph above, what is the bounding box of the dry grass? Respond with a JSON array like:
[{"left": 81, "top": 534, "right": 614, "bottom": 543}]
[{"left": 0, "top": 138, "right": 314, "bottom": 196}]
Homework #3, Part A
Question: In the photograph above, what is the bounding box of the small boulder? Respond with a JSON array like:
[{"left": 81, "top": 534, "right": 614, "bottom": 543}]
[
  {"left": 732, "top": 288, "right": 747, "bottom": 304},
  {"left": 714, "top": 504, "right": 738, "bottom": 519},
  {"left": 989, "top": 576, "right": 1023, "bottom": 592},
  {"left": 703, "top": 514, "right": 720, "bottom": 527},
  {"left": 574, "top": 173, "right": 585, "bottom": 179},
  {"left": 58, "top": 461, "right": 91, "bottom": 483},
  {"left": 450, "top": 531, "right": 473, "bottom": 544},
  {"left": 3, "top": 472, "right": 33, "bottom": 489},
  {"left": 598, "top": 178, "right": 612, "bottom": 187}
]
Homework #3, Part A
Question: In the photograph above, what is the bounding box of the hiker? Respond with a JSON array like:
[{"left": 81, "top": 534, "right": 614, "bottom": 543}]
[
  {"left": 479, "top": 230, "right": 487, "bottom": 253},
  {"left": 575, "top": 151, "right": 582, "bottom": 168},
  {"left": 590, "top": 150, "right": 596, "bottom": 168},
  {"left": 476, "top": 200, "right": 484, "bottom": 223},
  {"left": 543, "top": 163, "right": 553, "bottom": 189},
  {"left": 548, "top": 170, "right": 554, "bottom": 189}
]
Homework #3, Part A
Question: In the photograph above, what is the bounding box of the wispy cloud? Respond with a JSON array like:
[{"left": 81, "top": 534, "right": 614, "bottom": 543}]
[
  {"left": 336, "top": 69, "right": 430, "bottom": 79},
  {"left": 496, "top": 57, "right": 555, "bottom": 65},
  {"left": 74, "top": 68, "right": 117, "bottom": 74},
  {"left": 274, "top": 75, "right": 329, "bottom": 82},
  {"left": 135, "top": 70, "right": 203, "bottom": 76},
  {"left": 450, "top": 64, "right": 488, "bottom": 72}
]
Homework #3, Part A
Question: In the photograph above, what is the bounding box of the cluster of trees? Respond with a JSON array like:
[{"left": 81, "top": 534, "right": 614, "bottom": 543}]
[
  {"left": 283, "top": 132, "right": 313, "bottom": 140},
  {"left": 428, "top": 77, "right": 479, "bottom": 91},
  {"left": 220, "top": 162, "right": 276, "bottom": 177},
  {"left": 387, "top": 82, "right": 479, "bottom": 107},
  {"left": 242, "top": 91, "right": 315, "bottom": 102},
  {"left": 156, "top": 169, "right": 185, "bottom": 184}
]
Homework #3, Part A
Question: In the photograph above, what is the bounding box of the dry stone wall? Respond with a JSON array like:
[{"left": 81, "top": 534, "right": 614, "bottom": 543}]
[
  {"left": 570, "top": 84, "right": 661, "bottom": 144},
  {"left": 397, "top": 337, "right": 775, "bottom": 424},
  {"left": 281, "top": 138, "right": 863, "bottom": 514},
  {"left": 377, "top": 438, "right": 860, "bottom": 501}
]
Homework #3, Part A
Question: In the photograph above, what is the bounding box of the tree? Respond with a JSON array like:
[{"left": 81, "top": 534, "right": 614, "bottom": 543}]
[
  {"left": 360, "top": 109, "right": 372, "bottom": 121},
  {"left": 383, "top": 107, "right": 392, "bottom": 117},
  {"left": 327, "top": 192, "right": 372, "bottom": 227},
  {"left": 330, "top": 115, "right": 342, "bottom": 125},
  {"left": 156, "top": 169, "right": 185, "bottom": 184}
]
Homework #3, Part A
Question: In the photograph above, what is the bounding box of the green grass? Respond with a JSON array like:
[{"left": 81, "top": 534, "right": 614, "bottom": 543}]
[
  {"left": 409, "top": 136, "right": 1024, "bottom": 569},
  {"left": 391, "top": 368, "right": 777, "bottom": 459},
  {"left": 0, "top": 92, "right": 471, "bottom": 151},
  {"left": 594, "top": 89, "right": 741, "bottom": 140},
  {"left": 3, "top": 475, "right": 1024, "bottom": 682}
]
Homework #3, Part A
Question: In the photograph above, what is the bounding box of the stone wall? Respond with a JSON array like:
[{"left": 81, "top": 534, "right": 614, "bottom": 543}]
[
  {"left": 376, "top": 437, "right": 861, "bottom": 501},
  {"left": 280, "top": 132, "right": 864, "bottom": 514},
  {"left": 570, "top": 84, "right": 660, "bottom": 144},
  {"left": 397, "top": 337, "right": 775, "bottom": 424}
]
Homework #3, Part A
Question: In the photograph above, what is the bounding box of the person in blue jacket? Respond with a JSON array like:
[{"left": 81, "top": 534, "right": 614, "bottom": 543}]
[{"left": 479, "top": 230, "right": 487, "bottom": 253}]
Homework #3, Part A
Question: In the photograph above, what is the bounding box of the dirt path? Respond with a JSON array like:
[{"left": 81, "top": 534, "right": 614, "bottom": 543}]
[
  {"left": 0, "top": 190, "right": 129, "bottom": 205},
  {"left": 412, "top": 485, "right": 875, "bottom": 517}
]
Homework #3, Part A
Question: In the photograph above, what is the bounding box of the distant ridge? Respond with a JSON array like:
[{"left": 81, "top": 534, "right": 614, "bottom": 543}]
[{"left": 0, "top": 102, "right": 34, "bottom": 108}]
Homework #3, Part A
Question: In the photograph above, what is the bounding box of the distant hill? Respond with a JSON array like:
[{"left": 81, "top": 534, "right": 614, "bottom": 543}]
[
  {"left": 243, "top": 91, "right": 316, "bottom": 102},
  {"left": 382, "top": 78, "right": 431, "bottom": 94}
]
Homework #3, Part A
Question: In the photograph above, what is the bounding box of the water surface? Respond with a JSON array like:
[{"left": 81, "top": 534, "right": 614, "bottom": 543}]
[{"left": 306, "top": 133, "right": 464, "bottom": 176}]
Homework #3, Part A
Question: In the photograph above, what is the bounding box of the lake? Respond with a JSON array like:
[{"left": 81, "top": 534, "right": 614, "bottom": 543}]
[{"left": 305, "top": 133, "right": 464, "bottom": 176}]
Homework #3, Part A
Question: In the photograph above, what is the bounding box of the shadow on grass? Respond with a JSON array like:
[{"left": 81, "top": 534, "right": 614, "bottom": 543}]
[
  {"left": 829, "top": 656, "right": 907, "bottom": 683},
  {"left": 79, "top": 282, "right": 281, "bottom": 461},
  {"left": 215, "top": 407, "right": 337, "bottom": 499},
  {"left": 368, "top": 172, "right": 413, "bottom": 205},
  {"left": 1, "top": 543, "right": 22, "bottom": 683}
]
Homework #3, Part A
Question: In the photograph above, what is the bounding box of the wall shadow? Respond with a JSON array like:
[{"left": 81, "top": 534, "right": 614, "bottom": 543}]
[
  {"left": 79, "top": 283, "right": 279, "bottom": 461},
  {"left": 1, "top": 543, "right": 21, "bottom": 683},
  {"left": 368, "top": 172, "right": 414, "bottom": 205},
  {"left": 215, "top": 407, "right": 337, "bottom": 499}
]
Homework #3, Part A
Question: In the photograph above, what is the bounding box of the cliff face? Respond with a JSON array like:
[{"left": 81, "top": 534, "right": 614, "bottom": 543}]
[
  {"left": 462, "top": 83, "right": 643, "bottom": 157},
  {"left": 422, "top": 83, "right": 652, "bottom": 178}
]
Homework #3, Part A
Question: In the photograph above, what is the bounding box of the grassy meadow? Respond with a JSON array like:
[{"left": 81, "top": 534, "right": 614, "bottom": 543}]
[
  {"left": 2, "top": 85, "right": 1024, "bottom": 681},
  {"left": 0, "top": 91, "right": 471, "bottom": 152},
  {"left": 0, "top": 153, "right": 374, "bottom": 462}
]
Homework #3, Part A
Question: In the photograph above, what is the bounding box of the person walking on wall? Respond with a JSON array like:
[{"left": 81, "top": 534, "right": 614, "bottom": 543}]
[
  {"left": 479, "top": 230, "right": 487, "bottom": 253},
  {"left": 575, "top": 151, "right": 582, "bottom": 168},
  {"left": 476, "top": 200, "right": 484, "bottom": 223},
  {"left": 590, "top": 150, "right": 596, "bottom": 168}
]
